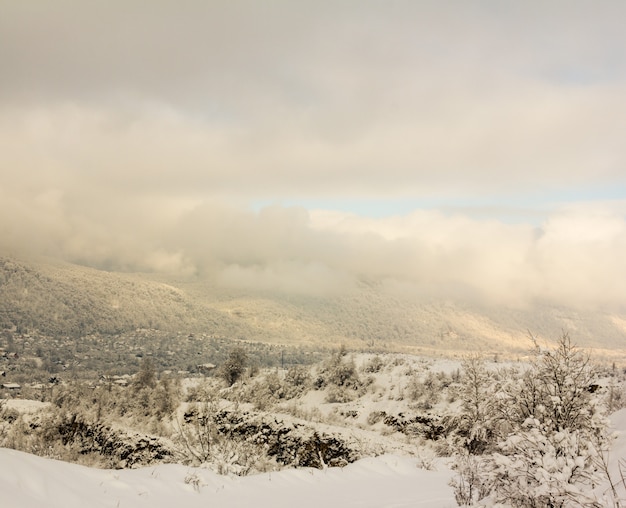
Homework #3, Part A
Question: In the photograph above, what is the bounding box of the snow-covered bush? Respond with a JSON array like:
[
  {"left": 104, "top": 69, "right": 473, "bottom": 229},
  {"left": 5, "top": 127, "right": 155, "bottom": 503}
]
[
  {"left": 485, "top": 419, "right": 603, "bottom": 507},
  {"left": 452, "top": 334, "right": 610, "bottom": 507},
  {"left": 232, "top": 366, "right": 312, "bottom": 410},
  {"left": 606, "top": 382, "right": 626, "bottom": 413},
  {"left": 362, "top": 355, "right": 385, "bottom": 373},
  {"left": 208, "top": 436, "right": 277, "bottom": 476},
  {"left": 450, "top": 451, "right": 491, "bottom": 506},
  {"left": 0, "top": 398, "right": 20, "bottom": 430},
  {"left": 407, "top": 371, "right": 442, "bottom": 410},
  {"left": 283, "top": 365, "right": 311, "bottom": 397},
  {"left": 325, "top": 385, "right": 356, "bottom": 403},
  {"left": 218, "top": 347, "right": 249, "bottom": 386},
  {"left": 449, "top": 355, "right": 499, "bottom": 456},
  {"left": 239, "top": 371, "right": 285, "bottom": 410},
  {"left": 314, "top": 351, "right": 361, "bottom": 391}
]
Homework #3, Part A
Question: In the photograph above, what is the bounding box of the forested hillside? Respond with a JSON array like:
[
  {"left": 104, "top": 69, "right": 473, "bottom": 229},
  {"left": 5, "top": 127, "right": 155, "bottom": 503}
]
[
  {"left": 0, "top": 257, "right": 250, "bottom": 338},
  {"left": 187, "top": 281, "right": 626, "bottom": 353},
  {"left": 2, "top": 256, "right": 626, "bottom": 354}
]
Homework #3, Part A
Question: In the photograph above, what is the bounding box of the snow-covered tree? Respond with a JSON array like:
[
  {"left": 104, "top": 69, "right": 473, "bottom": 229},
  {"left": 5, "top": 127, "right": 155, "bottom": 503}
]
[{"left": 458, "top": 354, "right": 498, "bottom": 454}]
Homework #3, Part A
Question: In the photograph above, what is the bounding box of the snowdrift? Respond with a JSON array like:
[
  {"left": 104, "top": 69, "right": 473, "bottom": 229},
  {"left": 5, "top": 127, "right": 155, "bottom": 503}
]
[{"left": 0, "top": 450, "right": 457, "bottom": 508}]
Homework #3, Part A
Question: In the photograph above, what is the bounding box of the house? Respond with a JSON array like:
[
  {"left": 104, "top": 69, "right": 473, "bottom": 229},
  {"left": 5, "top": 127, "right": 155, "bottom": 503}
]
[{"left": 2, "top": 383, "right": 21, "bottom": 391}]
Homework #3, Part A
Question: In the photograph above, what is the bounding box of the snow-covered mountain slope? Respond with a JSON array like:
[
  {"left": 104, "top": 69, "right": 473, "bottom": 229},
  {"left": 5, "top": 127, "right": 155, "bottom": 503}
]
[{"left": 4, "top": 255, "right": 626, "bottom": 353}]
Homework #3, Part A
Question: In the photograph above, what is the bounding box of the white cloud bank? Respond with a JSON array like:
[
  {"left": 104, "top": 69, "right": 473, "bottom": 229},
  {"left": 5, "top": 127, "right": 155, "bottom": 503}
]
[{"left": 1, "top": 191, "right": 625, "bottom": 309}]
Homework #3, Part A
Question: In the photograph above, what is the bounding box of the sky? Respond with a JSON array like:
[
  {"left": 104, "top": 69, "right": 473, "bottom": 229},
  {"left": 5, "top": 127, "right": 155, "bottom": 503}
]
[{"left": 1, "top": 1, "right": 625, "bottom": 308}]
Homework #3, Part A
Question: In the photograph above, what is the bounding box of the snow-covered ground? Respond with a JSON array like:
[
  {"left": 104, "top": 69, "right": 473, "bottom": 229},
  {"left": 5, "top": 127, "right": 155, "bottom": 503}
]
[
  {"left": 0, "top": 449, "right": 457, "bottom": 508},
  {"left": 3, "top": 353, "right": 626, "bottom": 507},
  {"left": 3, "top": 409, "right": 626, "bottom": 508},
  {"left": 4, "top": 399, "right": 50, "bottom": 413}
]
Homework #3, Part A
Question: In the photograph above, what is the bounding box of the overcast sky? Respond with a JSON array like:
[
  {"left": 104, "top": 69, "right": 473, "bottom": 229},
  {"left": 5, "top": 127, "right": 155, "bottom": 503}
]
[{"left": 1, "top": 1, "right": 625, "bottom": 308}]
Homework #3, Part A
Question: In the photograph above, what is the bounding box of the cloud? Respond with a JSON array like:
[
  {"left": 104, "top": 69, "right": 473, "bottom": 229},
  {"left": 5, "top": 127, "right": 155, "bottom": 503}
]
[
  {"left": 1, "top": 2, "right": 625, "bottom": 309},
  {"left": 165, "top": 202, "right": 626, "bottom": 309},
  {"left": 529, "top": 204, "right": 626, "bottom": 307},
  {"left": 216, "top": 262, "right": 353, "bottom": 296},
  {"left": 1, "top": 185, "right": 625, "bottom": 309},
  {"left": 1, "top": 85, "right": 625, "bottom": 208},
  {"left": 1, "top": 2, "right": 626, "bottom": 200}
]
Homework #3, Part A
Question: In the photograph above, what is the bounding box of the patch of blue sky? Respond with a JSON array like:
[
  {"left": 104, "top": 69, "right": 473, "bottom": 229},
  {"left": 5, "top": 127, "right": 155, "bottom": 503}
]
[
  {"left": 249, "top": 182, "right": 626, "bottom": 225},
  {"left": 542, "top": 182, "right": 626, "bottom": 204}
]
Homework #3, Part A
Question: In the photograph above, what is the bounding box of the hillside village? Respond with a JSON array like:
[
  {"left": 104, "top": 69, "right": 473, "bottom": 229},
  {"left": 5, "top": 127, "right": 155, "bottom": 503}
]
[{"left": 0, "top": 327, "right": 331, "bottom": 399}]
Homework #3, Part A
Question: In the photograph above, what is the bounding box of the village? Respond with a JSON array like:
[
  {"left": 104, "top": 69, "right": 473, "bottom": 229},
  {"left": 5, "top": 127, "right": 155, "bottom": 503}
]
[{"left": 0, "top": 328, "right": 326, "bottom": 400}]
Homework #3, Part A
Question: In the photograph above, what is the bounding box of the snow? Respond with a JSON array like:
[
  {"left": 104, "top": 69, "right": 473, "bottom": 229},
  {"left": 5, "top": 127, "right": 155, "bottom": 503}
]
[
  {"left": 605, "top": 409, "right": 626, "bottom": 500},
  {"left": 4, "top": 399, "right": 50, "bottom": 413},
  {"left": 4, "top": 354, "right": 626, "bottom": 507},
  {"left": 0, "top": 449, "right": 457, "bottom": 508}
]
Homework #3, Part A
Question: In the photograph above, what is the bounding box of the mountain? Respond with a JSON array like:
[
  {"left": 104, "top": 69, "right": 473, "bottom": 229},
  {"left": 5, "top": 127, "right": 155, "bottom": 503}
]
[
  {"left": 1, "top": 256, "right": 625, "bottom": 354},
  {"left": 182, "top": 280, "right": 626, "bottom": 353},
  {"left": 0, "top": 256, "right": 252, "bottom": 339}
]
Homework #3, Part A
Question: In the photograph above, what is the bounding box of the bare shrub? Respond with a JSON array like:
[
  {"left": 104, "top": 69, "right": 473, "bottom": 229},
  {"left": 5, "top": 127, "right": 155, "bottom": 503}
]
[
  {"left": 175, "top": 400, "right": 220, "bottom": 466},
  {"left": 450, "top": 451, "right": 491, "bottom": 506}
]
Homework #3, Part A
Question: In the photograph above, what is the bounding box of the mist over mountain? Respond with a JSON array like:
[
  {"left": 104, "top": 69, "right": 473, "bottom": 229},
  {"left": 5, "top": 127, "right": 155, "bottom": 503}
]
[{"left": 2, "top": 255, "right": 625, "bottom": 354}]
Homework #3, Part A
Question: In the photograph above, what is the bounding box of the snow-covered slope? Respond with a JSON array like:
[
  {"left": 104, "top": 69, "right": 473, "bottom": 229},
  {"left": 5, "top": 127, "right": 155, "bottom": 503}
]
[{"left": 0, "top": 449, "right": 456, "bottom": 508}]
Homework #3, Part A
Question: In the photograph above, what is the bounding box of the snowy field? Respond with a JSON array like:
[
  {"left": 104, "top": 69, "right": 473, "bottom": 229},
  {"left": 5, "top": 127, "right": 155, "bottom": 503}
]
[{"left": 0, "top": 450, "right": 456, "bottom": 508}]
